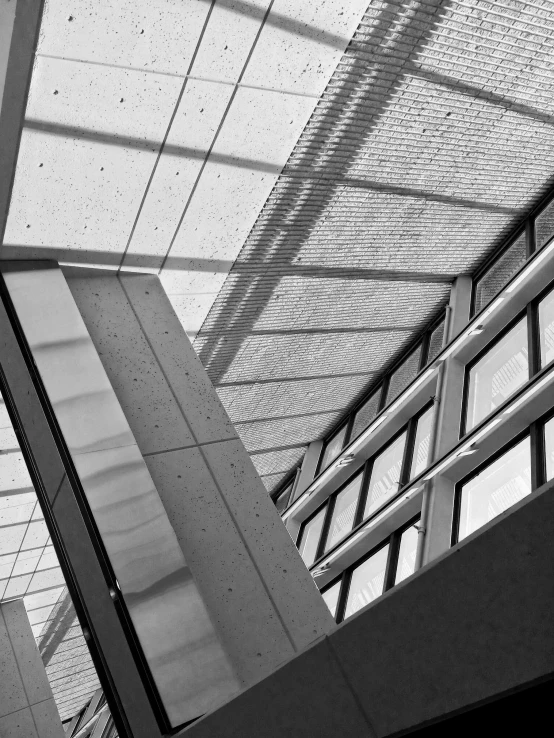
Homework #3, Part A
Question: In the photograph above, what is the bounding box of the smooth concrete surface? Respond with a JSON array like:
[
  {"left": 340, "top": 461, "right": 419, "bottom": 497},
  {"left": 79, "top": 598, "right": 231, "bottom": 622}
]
[
  {"left": 67, "top": 273, "right": 334, "bottom": 689},
  {"left": 0, "top": 599, "right": 64, "bottom": 738},
  {"left": 181, "top": 477, "right": 554, "bottom": 738}
]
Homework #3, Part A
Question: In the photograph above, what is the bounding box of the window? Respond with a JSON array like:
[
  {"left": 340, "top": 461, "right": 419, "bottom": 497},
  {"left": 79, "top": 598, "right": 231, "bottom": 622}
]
[
  {"left": 464, "top": 317, "right": 528, "bottom": 433},
  {"left": 364, "top": 432, "right": 407, "bottom": 519},
  {"left": 394, "top": 522, "right": 419, "bottom": 584},
  {"left": 426, "top": 318, "right": 445, "bottom": 365},
  {"left": 297, "top": 507, "right": 326, "bottom": 567},
  {"left": 321, "top": 580, "right": 341, "bottom": 618},
  {"left": 343, "top": 544, "right": 389, "bottom": 619},
  {"left": 274, "top": 482, "right": 293, "bottom": 514},
  {"left": 538, "top": 287, "right": 554, "bottom": 369},
  {"left": 473, "top": 233, "right": 527, "bottom": 315},
  {"left": 410, "top": 405, "right": 434, "bottom": 479},
  {"left": 385, "top": 346, "right": 422, "bottom": 405},
  {"left": 319, "top": 425, "right": 347, "bottom": 472},
  {"left": 457, "top": 436, "right": 531, "bottom": 542},
  {"left": 351, "top": 387, "right": 382, "bottom": 441},
  {"left": 323, "top": 473, "right": 363, "bottom": 552},
  {"left": 535, "top": 199, "right": 554, "bottom": 251}
]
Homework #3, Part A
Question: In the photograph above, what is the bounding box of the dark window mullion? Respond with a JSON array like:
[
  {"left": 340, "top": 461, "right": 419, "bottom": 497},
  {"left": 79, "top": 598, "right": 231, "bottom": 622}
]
[
  {"left": 526, "top": 217, "right": 535, "bottom": 257},
  {"left": 383, "top": 531, "right": 400, "bottom": 592},
  {"left": 399, "top": 419, "right": 416, "bottom": 487},
  {"left": 530, "top": 420, "right": 545, "bottom": 490},
  {"left": 355, "top": 459, "right": 373, "bottom": 527},
  {"left": 419, "top": 332, "right": 431, "bottom": 369},
  {"left": 344, "top": 412, "right": 355, "bottom": 446},
  {"left": 528, "top": 300, "right": 540, "bottom": 376},
  {"left": 316, "top": 495, "right": 336, "bottom": 560},
  {"left": 335, "top": 568, "right": 352, "bottom": 624},
  {"left": 379, "top": 375, "right": 391, "bottom": 410}
]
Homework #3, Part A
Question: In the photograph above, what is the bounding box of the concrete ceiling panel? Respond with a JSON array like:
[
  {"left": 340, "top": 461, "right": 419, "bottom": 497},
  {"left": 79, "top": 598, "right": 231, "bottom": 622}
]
[
  {"left": 241, "top": 0, "right": 369, "bottom": 94},
  {"left": 122, "top": 79, "right": 235, "bottom": 271},
  {"left": 37, "top": 0, "right": 210, "bottom": 74},
  {"left": 4, "top": 57, "right": 182, "bottom": 261},
  {"left": 191, "top": 0, "right": 271, "bottom": 84}
]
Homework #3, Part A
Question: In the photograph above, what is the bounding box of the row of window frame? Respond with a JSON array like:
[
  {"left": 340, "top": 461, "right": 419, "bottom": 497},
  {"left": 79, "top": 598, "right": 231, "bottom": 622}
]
[{"left": 296, "top": 401, "right": 434, "bottom": 569}]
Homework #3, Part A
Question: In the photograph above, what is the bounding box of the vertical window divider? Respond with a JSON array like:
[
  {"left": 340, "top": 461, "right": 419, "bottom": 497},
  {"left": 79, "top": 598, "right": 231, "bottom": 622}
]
[
  {"left": 315, "top": 494, "right": 335, "bottom": 561},
  {"left": 400, "top": 418, "right": 417, "bottom": 487},
  {"left": 419, "top": 333, "right": 431, "bottom": 370},
  {"left": 383, "top": 531, "right": 400, "bottom": 592},
  {"left": 335, "top": 568, "right": 351, "bottom": 624},
  {"left": 526, "top": 217, "right": 535, "bottom": 257},
  {"left": 528, "top": 300, "right": 540, "bottom": 377},
  {"left": 344, "top": 412, "right": 355, "bottom": 446},
  {"left": 530, "top": 420, "right": 545, "bottom": 490},
  {"left": 378, "top": 376, "right": 390, "bottom": 411},
  {"left": 355, "top": 459, "right": 373, "bottom": 527}
]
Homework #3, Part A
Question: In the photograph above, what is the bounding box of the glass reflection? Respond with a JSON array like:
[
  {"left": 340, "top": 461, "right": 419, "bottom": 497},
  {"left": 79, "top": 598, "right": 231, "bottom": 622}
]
[
  {"left": 352, "top": 389, "right": 381, "bottom": 441},
  {"left": 364, "top": 433, "right": 407, "bottom": 519},
  {"left": 324, "top": 473, "right": 362, "bottom": 552},
  {"left": 319, "top": 426, "right": 347, "bottom": 472},
  {"left": 465, "top": 318, "right": 528, "bottom": 432},
  {"left": 539, "top": 288, "right": 554, "bottom": 368},
  {"left": 298, "top": 507, "right": 326, "bottom": 567},
  {"left": 410, "top": 407, "right": 433, "bottom": 479},
  {"left": 321, "top": 581, "right": 341, "bottom": 619},
  {"left": 394, "top": 523, "right": 419, "bottom": 584},
  {"left": 275, "top": 483, "right": 293, "bottom": 514},
  {"left": 344, "top": 545, "right": 389, "bottom": 619},
  {"left": 458, "top": 437, "right": 531, "bottom": 541}
]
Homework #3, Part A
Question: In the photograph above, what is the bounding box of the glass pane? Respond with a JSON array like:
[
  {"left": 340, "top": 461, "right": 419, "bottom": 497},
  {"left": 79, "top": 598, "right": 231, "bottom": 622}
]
[
  {"left": 427, "top": 319, "right": 445, "bottom": 364},
  {"left": 321, "top": 581, "right": 341, "bottom": 619},
  {"left": 535, "top": 199, "right": 554, "bottom": 251},
  {"left": 275, "top": 483, "right": 293, "bottom": 514},
  {"left": 324, "top": 473, "right": 363, "bottom": 552},
  {"left": 298, "top": 507, "right": 326, "bottom": 567},
  {"left": 473, "top": 233, "right": 527, "bottom": 314},
  {"left": 465, "top": 318, "right": 528, "bottom": 432},
  {"left": 344, "top": 544, "right": 389, "bottom": 619},
  {"left": 410, "top": 406, "right": 434, "bottom": 479},
  {"left": 386, "top": 346, "right": 422, "bottom": 405},
  {"left": 544, "top": 417, "right": 554, "bottom": 481},
  {"left": 394, "top": 523, "right": 419, "bottom": 584},
  {"left": 364, "top": 432, "right": 407, "bottom": 519},
  {"left": 458, "top": 437, "right": 531, "bottom": 541},
  {"left": 351, "top": 388, "right": 382, "bottom": 440},
  {"left": 539, "top": 287, "right": 554, "bottom": 369},
  {"left": 319, "top": 425, "right": 347, "bottom": 472}
]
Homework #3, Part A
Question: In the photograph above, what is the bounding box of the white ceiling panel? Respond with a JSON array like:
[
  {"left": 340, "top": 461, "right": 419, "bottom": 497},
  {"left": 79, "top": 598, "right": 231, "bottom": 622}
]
[
  {"left": 4, "top": 56, "right": 182, "bottom": 261},
  {"left": 0, "top": 452, "right": 32, "bottom": 490},
  {"left": 37, "top": 0, "right": 210, "bottom": 74},
  {"left": 241, "top": 0, "right": 369, "bottom": 94},
  {"left": 192, "top": 0, "right": 271, "bottom": 83},
  {"left": 122, "top": 79, "right": 234, "bottom": 271},
  {"left": 164, "top": 291, "right": 228, "bottom": 340}
]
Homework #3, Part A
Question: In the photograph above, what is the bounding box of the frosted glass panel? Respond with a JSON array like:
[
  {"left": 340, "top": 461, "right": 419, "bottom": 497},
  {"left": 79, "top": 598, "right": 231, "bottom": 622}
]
[
  {"left": 539, "top": 287, "right": 554, "bottom": 369},
  {"left": 321, "top": 581, "right": 341, "bottom": 619},
  {"left": 394, "top": 523, "right": 419, "bottom": 585},
  {"left": 465, "top": 318, "right": 528, "bottom": 432},
  {"left": 324, "top": 473, "right": 362, "bottom": 552},
  {"left": 298, "top": 507, "right": 326, "bottom": 568},
  {"left": 344, "top": 545, "right": 388, "bottom": 619},
  {"left": 410, "top": 406, "right": 434, "bottom": 479},
  {"left": 319, "top": 425, "right": 347, "bottom": 471},
  {"left": 364, "top": 433, "right": 407, "bottom": 519},
  {"left": 458, "top": 437, "right": 531, "bottom": 541}
]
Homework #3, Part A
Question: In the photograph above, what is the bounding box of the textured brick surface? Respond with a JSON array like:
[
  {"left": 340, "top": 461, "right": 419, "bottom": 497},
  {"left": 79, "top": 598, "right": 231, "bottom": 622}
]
[{"left": 195, "top": 0, "right": 554, "bottom": 490}]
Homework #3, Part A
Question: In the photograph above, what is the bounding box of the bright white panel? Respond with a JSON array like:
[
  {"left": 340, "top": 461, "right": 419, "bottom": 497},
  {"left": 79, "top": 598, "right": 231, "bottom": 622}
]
[
  {"left": 123, "top": 79, "right": 234, "bottom": 270},
  {"left": 166, "top": 291, "right": 227, "bottom": 340},
  {"left": 191, "top": 0, "right": 270, "bottom": 83},
  {"left": 24, "top": 587, "right": 64, "bottom": 612},
  {"left": 4, "top": 573, "right": 33, "bottom": 598},
  {"left": 0, "top": 502, "right": 35, "bottom": 526},
  {"left": 29, "top": 567, "right": 65, "bottom": 593},
  {"left": 0, "top": 523, "right": 26, "bottom": 555},
  {"left": 21, "top": 520, "right": 49, "bottom": 550},
  {"left": 38, "top": 0, "right": 210, "bottom": 75},
  {"left": 0, "top": 451, "right": 32, "bottom": 490},
  {"left": 164, "top": 86, "right": 314, "bottom": 264},
  {"left": 241, "top": 0, "right": 369, "bottom": 94},
  {"left": 4, "top": 57, "right": 182, "bottom": 262}
]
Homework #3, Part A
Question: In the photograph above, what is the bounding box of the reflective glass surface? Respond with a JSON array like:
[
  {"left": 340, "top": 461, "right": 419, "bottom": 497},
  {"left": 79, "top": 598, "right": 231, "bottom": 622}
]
[
  {"left": 275, "top": 483, "right": 293, "bottom": 514},
  {"left": 364, "top": 432, "right": 407, "bottom": 519},
  {"left": 324, "top": 473, "right": 363, "bottom": 552},
  {"left": 410, "top": 406, "right": 434, "bottom": 479},
  {"left": 544, "top": 417, "right": 554, "bottom": 481},
  {"left": 351, "top": 388, "right": 382, "bottom": 440},
  {"left": 473, "top": 233, "right": 527, "bottom": 314},
  {"left": 539, "top": 287, "right": 554, "bottom": 368},
  {"left": 321, "top": 581, "right": 341, "bottom": 619},
  {"left": 535, "top": 199, "right": 554, "bottom": 251},
  {"left": 319, "top": 425, "right": 347, "bottom": 472},
  {"left": 458, "top": 437, "right": 531, "bottom": 541},
  {"left": 465, "top": 318, "right": 528, "bottom": 432},
  {"left": 394, "top": 523, "right": 419, "bottom": 584},
  {"left": 427, "top": 319, "right": 445, "bottom": 364},
  {"left": 298, "top": 507, "right": 326, "bottom": 567},
  {"left": 344, "top": 544, "right": 389, "bottom": 619}
]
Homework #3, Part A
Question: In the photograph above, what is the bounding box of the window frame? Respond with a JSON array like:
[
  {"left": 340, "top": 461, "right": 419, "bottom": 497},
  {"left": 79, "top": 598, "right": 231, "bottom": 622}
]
[
  {"left": 452, "top": 429, "right": 532, "bottom": 546},
  {"left": 295, "top": 500, "right": 329, "bottom": 567},
  {"left": 316, "top": 422, "right": 350, "bottom": 476},
  {"left": 460, "top": 308, "right": 532, "bottom": 438},
  {"left": 319, "top": 467, "right": 367, "bottom": 557}
]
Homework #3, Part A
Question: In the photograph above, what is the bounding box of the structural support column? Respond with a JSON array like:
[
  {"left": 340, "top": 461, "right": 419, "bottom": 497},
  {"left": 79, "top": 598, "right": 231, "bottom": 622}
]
[
  {"left": 0, "top": 599, "right": 64, "bottom": 738},
  {"left": 66, "top": 272, "right": 334, "bottom": 687},
  {"left": 422, "top": 276, "right": 472, "bottom": 565}
]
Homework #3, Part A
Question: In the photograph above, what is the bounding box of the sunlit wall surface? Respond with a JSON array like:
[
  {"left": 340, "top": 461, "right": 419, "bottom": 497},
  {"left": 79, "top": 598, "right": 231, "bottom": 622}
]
[{"left": 3, "top": 267, "right": 239, "bottom": 727}]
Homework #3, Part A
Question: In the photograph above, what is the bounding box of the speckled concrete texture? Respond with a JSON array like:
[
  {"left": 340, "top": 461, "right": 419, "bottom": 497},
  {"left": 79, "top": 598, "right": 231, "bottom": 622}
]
[
  {"left": 71, "top": 273, "right": 334, "bottom": 691},
  {"left": 0, "top": 600, "right": 64, "bottom": 737}
]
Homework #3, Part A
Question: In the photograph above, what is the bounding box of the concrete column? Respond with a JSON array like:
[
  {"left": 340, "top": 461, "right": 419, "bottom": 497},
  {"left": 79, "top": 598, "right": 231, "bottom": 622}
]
[
  {"left": 0, "top": 599, "right": 64, "bottom": 737},
  {"left": 66, "top": 272, "right": 334, "bottom": 691},
  {"left": 422, "top": 276, "right": 472, "bottom": 566}
]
